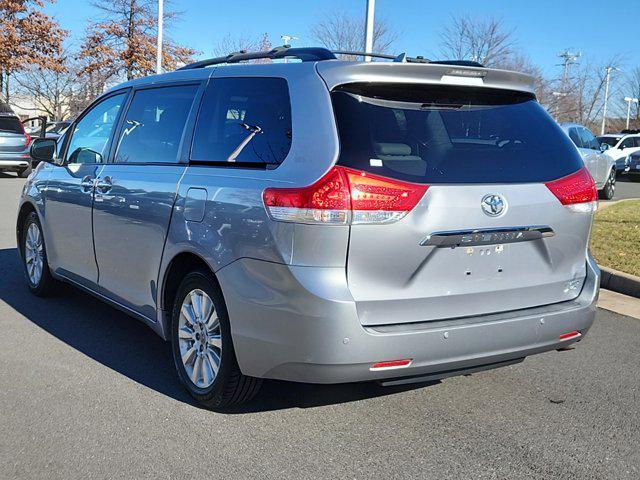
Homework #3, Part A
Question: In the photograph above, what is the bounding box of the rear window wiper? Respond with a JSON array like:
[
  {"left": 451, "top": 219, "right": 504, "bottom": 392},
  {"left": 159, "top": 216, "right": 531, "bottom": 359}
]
[{"left": 227, "top": 123, "right": 263, "bottom": 162}]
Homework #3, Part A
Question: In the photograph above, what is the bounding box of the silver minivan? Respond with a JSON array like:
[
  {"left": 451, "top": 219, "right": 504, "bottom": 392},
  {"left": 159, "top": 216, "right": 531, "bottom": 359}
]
[{"left": 18, "top": 47, "right": 599, "bottom": 408}]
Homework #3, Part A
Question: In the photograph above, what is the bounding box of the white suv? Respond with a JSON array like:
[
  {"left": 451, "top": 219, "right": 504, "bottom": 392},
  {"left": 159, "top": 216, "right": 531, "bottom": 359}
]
[{"left": 597, "top": 133, "right": 640, "bottom": 174}]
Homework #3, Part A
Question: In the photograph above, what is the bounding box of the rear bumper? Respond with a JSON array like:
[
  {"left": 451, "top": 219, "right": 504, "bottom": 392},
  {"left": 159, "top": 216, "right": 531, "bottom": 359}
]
[
  {"left": 218, "top": 255, "right": 600, "bottom": 384},
  {"left": 0, "top": 155, "right": 30, "bottom": 170}
]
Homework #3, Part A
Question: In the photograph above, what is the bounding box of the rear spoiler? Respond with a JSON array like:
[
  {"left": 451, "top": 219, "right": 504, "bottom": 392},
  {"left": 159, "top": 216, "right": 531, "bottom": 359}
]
[{"left": 316, "top": 61, "right": 535, "bottom": 94}]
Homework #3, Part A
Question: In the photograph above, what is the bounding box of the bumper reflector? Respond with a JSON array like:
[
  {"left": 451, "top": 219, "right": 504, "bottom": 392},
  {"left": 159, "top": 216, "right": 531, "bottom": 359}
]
[
  {"left": 370, "top": 359, "right": 412, "bottom": 371},
  {"left": 559, "top": 331, "right": 581, "bottom": 341}
]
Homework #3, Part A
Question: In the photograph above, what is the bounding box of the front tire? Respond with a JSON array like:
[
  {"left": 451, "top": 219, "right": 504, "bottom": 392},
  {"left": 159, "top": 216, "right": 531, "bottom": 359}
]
[
  {"left": 21, "top": 212, "right": 56, "bottom": 296},
  {"left": 599, "top": 168, "right": 616, "bottom": 200},
  {"left": 170, "top": 269, "right": 261, "bottom": 409}
]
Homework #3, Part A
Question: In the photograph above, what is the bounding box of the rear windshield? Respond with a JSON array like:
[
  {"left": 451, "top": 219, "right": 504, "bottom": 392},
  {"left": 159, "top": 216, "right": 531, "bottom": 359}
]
[
  {"left": 331, "top": 83, "right": 583, "bottom": 184},
  {"left": 0, "top": 116, "right": 23, "bottom": 134}
]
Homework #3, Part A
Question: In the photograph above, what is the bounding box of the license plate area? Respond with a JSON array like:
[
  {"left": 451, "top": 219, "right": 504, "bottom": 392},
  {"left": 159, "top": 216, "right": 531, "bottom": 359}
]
[{"left": 456, "top": 243, "right": 510, "bottom": 280}]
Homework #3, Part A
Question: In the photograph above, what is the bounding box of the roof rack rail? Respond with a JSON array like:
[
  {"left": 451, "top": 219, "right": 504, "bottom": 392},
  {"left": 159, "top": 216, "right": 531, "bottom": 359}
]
[
  {"left": 177, "top": 46, "right": 336, "bottom": 70},
  {"left": 332, "top": 50, "right": 430, "bottom": 63}
]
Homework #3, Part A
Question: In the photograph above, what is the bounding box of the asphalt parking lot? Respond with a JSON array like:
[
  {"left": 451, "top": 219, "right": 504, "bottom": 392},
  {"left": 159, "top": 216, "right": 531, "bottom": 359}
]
[
  {"left": 1, "top": 173, "right": 639, "bottom": 479},
  {"left": 611, "top": 175, "right": 640, "bottom": 201}
]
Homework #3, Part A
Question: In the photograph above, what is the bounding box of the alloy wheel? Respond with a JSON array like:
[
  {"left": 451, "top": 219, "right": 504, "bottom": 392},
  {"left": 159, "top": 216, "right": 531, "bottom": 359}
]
[
  {"left": 177, "top": 289, "right": 222, "bottom": 389},
  {"left": 24, "top": 223, "right": 44, "bottom": 286}
]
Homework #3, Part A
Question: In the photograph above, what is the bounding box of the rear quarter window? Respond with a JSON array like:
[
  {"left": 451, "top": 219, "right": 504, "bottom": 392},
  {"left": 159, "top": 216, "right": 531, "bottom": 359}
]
[
  {"left": 331, "top": 83, "right": 584, "bottom": 184},
  {"left": 191, "top": 77, "right": 292, "bottom": 165}
]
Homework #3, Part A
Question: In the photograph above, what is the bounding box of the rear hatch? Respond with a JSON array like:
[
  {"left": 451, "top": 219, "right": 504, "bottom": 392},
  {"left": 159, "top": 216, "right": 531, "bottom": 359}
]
[
  {"left": 0, "top": 115, "right": 30, "bottom": 153},
  {"left": 330, "top": 83, "right": 594, "bottom": 326}
]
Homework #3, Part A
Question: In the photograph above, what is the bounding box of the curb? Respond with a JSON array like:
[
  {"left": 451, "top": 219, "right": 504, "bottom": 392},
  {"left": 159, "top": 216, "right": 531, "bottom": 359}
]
[{"left": 600, "top": 266, "right": 640, "bottom": 299}]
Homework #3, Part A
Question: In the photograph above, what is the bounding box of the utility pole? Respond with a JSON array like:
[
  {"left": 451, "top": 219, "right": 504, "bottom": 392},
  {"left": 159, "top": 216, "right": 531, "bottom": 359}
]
[
  {"left": 156, "top": 0, "right": 164, "bottom": 74},
  {"left": 364, "top": 0, "right": 375, "bottom": 62},
  {"left": 624, "top": 97, "right": 639, "bottom": 129},
  {"left": 555, "top": 50, "right": 580, "bottom": 121},
  {"left": 601, "top": 66, "right": 616, "bottom": 135},
  {"left": 557, "top": 50, "right": 580, "bottom": 88}
]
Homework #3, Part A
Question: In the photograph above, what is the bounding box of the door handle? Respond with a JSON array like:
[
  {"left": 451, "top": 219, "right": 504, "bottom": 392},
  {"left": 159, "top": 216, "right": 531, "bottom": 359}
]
[
  {"left": 95, "top": 176, "right": 113, "bottom": 193},
  {"left": 80, "top": 176, "right": 95, "bottom": 192}
]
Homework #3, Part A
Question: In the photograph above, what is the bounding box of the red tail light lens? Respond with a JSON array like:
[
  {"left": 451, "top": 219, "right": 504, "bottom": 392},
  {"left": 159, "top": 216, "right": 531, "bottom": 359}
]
[
  {"left": 263, "top": 166, "right": 428, "bottom": 224},
  {"left": 559, "top": 330, "right": 581, "bottom": 341},
  {"left": 343, "top": 167, "right": 429, "bottom": 224},
  {"left": 370, "top": 359, "right": 413, "bottom": 370},
  {"left": 24, "top": 132, "right": 32, "bottom": 148},
  {"left": 545, "top": 167, "right": 597, "bottom": 212},
  {"left": 263, "top": 167, "right": 351, "bottom": 224}
]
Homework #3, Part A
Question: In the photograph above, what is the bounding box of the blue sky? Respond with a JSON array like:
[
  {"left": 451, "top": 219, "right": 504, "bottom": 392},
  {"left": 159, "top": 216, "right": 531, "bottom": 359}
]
[{"left": 47, "top": 0, "right": 639, "bottom": 79}]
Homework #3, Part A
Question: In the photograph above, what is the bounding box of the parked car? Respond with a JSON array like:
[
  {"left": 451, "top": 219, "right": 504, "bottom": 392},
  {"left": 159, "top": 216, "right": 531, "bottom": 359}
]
[
  {"left": 18, "top": 47, "right": 600, "bottom": 408},
  {"left": 625, "top": 151, "right": 640, "bottom": 179},
  {"left": 597, "top": 133, "right": 640, "bottom": 174},
  {"left": 0, "top": 103, "right": 33, "bottom": 178},
  {"left": 560, "top": 123, "right": 616, "bottom": 199}
]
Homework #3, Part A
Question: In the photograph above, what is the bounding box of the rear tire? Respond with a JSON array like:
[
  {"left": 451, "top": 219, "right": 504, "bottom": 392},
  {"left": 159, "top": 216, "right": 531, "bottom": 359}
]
[
  {"left": 599, "top": 168, "right": 616, "bottom": 200},
  {"left": 21, "top": 212, "right": 56, "bottom": 296},
  {"left": 170, "top": 269, "right": 262, "bottom": 409},
  {"left": 18, "top": 167, "right": 31, "bottom": 178}
]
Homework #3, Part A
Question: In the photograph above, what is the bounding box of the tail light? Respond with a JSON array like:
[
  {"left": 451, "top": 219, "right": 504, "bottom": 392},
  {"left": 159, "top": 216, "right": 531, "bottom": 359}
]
[
  {"left": 545, "top": 167, "right": 597, "bottom": 213},
  {"left": 24, "top": 132, "right": 32, "bottom": 148},
  {"left": 263, "top": 166, "right": 428, "bottom": 225}
]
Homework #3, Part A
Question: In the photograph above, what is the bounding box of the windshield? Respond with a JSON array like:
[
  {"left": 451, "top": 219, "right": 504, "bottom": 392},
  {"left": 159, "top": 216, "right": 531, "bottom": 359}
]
[
  {"left": 331, "top": 83, "right": 584, "bottom": 184},
  {"left": 597, "top": 136, "right": 620, "bottom": 148}
]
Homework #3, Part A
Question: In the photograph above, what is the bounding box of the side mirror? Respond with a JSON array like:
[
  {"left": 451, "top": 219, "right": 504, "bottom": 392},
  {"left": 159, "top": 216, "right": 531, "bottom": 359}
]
[
  {"left": 618, "top": 144, "right": 625, "bottom": 150},
  {"left": 600, "top": 143, "right": 610, "bottom": 153},
  {"left": 30, "top": 138, "right": 57, "bottom": 166}
]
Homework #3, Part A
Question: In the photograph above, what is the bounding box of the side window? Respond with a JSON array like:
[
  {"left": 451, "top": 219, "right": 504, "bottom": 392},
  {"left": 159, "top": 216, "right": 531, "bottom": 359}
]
[
  {"left": 66, "top": 93, "right": 127, "bottom": 165},
  {"left": 634, "top": 137, "right": 640, "bottom": 148},
  {"left": 114, "top": 84, "right": 199, "bottom": 164},
  {"left": 191, "top": 77, "right": 292, "bottom": 165},
  {"left": 568, "top": 128, "right": 582, "bottom": 148},
  {"left": 621, "top": 137, "right": 634, "bottom": 149}
]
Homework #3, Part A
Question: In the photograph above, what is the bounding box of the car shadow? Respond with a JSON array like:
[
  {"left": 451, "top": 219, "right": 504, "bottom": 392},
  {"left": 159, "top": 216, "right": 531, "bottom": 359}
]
[
  {"left": 0, "top": 247, "right": 432, "bottom": 413},
  {"left": 0, "top": 172, "right": 19, "bottom": 179}
]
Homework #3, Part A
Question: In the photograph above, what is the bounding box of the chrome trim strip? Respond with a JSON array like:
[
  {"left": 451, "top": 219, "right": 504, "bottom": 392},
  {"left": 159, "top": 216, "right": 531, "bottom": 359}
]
[{"left": 420, "top": 225, "right": 555, "bottom": 247}]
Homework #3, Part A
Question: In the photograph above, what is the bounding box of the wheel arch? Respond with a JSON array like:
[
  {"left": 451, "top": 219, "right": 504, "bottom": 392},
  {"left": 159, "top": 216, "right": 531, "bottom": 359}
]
[
  {"left": 160, "top": 250, "right": 222, "bottom": 322},
  {"left": 16, "top": 201, "right": 38, "bottom": 257}
]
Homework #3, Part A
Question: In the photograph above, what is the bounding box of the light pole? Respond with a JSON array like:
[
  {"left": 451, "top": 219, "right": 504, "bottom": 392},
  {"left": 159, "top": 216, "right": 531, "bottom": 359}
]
[
  {"left": 601, "top": 66, "right": 617, "bottom": 135},
  {"left": 156, "top": 0, "right": 164, "bottom": 74},
  {"left": 552, "top": 91, "right": 567, "bottom": 121},
  {"left": 624, "top": 96, "right": 639, "bottom": 129},
  {"left": 364, "top": 0, "right": 375, "bottom": 62}
]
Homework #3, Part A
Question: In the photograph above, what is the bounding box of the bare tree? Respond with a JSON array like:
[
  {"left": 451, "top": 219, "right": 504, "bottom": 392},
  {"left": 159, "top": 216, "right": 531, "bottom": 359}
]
[
  {"left": 211, "top": 33, "right": 273, "bottom": 63},
  {"left": 13, "top": 55, "right": 76, "bottom": 120},
  {"left": 439, "top": 15, "right": 515, "bottom": 66},
  {"left": 548, "top": 54, "right": 625, "bottom": 129},
  {"left": 310, "top": 10, "right": 397, "bottom": 59}
]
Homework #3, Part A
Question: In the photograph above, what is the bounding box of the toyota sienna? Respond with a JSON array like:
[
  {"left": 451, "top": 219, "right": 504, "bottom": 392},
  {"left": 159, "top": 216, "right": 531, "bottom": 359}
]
[{"left": 18, "top": 47, "right": 600, "bottom": 408}]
